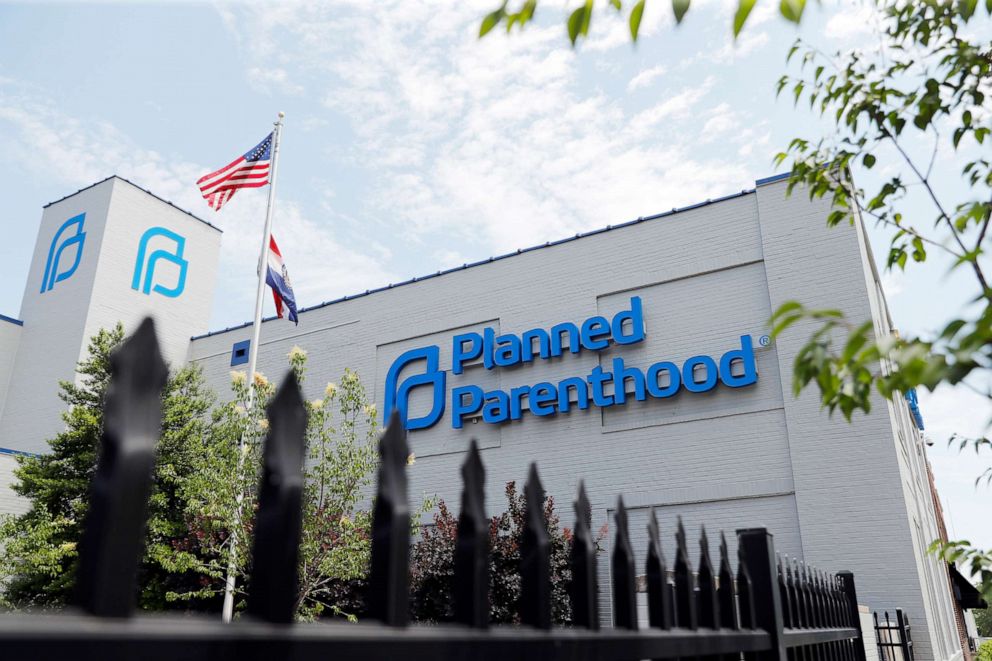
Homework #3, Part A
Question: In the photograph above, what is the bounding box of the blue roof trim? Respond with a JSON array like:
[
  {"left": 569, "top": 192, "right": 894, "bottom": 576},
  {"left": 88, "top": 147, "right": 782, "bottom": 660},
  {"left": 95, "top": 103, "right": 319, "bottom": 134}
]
[
  {"left": 0, "top": 447, "right": 39, "bottom": 458},
  {"left": 43, "top": 175, "right": 222, "bottom": 233},
  {"left": 0, "top": 313, "right": 23, "bottom": 327},
  {"left": 191, "top": 177, "right": 782, "bottom": 341},
  {"left": 755, "top": 172, "right": 791, "bottom": 186}
]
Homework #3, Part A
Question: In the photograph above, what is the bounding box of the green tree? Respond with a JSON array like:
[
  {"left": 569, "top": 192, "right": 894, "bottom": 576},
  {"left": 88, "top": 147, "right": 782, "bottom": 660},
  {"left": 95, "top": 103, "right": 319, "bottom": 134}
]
[
  {"left": 975, "top": 606, "right": 992, "bottom": 637},
  {"left": 0, "top": 323, "right": 216, "bottom": 610},
  {"left": 480, "top": 0, "right": 992, "bottom": 602},
  {"left": 171, "top": 348, "right": 385, "bottom": 620}
]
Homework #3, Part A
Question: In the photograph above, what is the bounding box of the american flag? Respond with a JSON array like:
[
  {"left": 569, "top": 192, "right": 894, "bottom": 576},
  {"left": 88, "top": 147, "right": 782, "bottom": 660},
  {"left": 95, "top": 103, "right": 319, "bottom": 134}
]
[{"left": 197, "top": 132, "right": 273, "bottom": 211}]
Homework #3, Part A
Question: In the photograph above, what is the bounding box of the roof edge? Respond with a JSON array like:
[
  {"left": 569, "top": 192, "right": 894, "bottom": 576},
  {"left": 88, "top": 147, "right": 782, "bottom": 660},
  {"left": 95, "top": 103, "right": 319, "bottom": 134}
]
[
  {"left": 191, "top": 179, "right": 777, "bottom": 342},
  {"left": 43, "top": 175, "right": 222, "bottom": 233},
  {"left": 0, "top": 313, "right": 23, "bottom": 327}
]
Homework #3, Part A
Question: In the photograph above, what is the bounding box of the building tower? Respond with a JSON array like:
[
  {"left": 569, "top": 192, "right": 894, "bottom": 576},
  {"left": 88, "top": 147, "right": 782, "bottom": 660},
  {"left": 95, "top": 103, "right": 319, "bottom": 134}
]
[{"left": 0, "top": 176, "right": 222, "bottom": 458}]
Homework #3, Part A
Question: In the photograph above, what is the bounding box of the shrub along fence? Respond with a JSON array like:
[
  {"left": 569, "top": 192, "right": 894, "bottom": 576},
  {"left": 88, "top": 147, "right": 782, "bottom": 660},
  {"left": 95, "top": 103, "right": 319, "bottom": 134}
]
[{"left": 0, "top": 319, "right": 870, "bottom": 660}]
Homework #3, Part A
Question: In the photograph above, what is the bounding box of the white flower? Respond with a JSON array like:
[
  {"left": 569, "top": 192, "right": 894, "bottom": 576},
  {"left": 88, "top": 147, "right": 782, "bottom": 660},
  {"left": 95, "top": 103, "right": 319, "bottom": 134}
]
[
  {"left": 325, "top": 382, "right": 337, "bottom": 397},
  {"left": 311, "top": 399, "right": 324, "bottom": 409},
  {"left": 253, "top": 372, "right": 269, "bottom": 388},
  {"left": 258, "top": 419, "right": 270, "bottom": 431},
  {"left": 234, "top": 405, "right": 247, "bottom": 417},
  {"left": 364, "top": 403, "right": 377, "bottom": 417},
  {"left": 407, "top": 453, "right": 416, "bottom": 466},
  {"left": 287, "top": 345, "right": 307, "bottom": 360},
  {"left": 230, "top": 371, "right": 247, "bottom": 384}
]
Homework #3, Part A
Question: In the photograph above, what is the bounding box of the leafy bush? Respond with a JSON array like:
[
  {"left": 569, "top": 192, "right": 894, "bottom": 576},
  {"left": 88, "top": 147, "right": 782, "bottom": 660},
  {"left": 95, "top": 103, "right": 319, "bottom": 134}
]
[{"left": 410, "top": 480, "right": 606, "bottom": 624}]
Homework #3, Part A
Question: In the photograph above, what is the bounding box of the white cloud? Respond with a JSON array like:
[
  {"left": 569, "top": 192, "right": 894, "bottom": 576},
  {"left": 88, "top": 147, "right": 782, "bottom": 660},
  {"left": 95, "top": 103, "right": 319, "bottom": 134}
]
[
  {"left": 246, "top": 67, "right": 304, "bottom": 95},
  {"left": 219, "top": 3, "right": 751, "bottom": 257},
  {"left": 627, "top": 64, "right": 669, "bottom": 91},
  {"left": 709, "top": 29, "right": 770, "bottom": 64},
  {"left": 824, "top": 4, "right": 878, "bottom": 42}
]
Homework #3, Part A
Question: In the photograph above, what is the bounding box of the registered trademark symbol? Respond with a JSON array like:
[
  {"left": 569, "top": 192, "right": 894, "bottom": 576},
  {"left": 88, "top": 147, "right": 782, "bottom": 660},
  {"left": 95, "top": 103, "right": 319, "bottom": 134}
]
[{"left": 758, "top": 335, "right": 771, "bottom": 347}]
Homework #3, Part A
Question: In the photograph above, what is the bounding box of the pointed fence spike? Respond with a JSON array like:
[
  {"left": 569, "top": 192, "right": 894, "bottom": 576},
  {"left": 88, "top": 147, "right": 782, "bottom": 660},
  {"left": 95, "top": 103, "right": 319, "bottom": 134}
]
[
  {"left": 76, "top": 318, "right": 168, "bottom": 617},
  {"left": 736, "top": 537, "right": 755, "bottom": 630},
  {"left": 246, "top": 371, "right": 308, "bottom": 624},
  {"left": 612, "top": 496, "right": 638, "bottom": 630},
  {"left": 570, "top": 481, "right": 598, "bottom": 629},
  {"left": 368, "top": 410, "right": 411, "bottom": 626},
  {"left": 778, "top": 554, "right": 792, "bottom": 629},
  {"left": 674, "top": 516, "right": 697, "bottom": 630},
  {"left": 718, "top": 532, "right": 738, "bottom": 630},
  {"left": 453, "top": 440, "right": 489, "bottom": 628},
  {"left": 520, "top": 463, "right": 551, "bottom": 629},
  {"left": 646, "top": 507, "right": 673, "bottom": 630},
  {"left": 697, "top": 525, "right": 718, "bottom": 629}
]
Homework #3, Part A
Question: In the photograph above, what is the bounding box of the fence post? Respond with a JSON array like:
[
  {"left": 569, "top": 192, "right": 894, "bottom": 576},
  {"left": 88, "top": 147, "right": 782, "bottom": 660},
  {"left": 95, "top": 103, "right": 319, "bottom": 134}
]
[
  {"left": 895, "top": 609, "right": 912, "bottom": 661},
  {"left": 570, "top": 481, "right": 599, "bottom": 629},
  {"left": 520, "top": 463, "right": 551, "bottom": 630},
  {"left": 737, "top": 527, "right": 787, "bottom": 661},
  {"left": 612, "top": 496, "right": 638, "bottom": 630},
  {"left": 245, "top": 372, "right": 307, "bottom": 624},
  {"left": 838, "top": 571, "right": 868, "bottom": 661},
  {"left": 368, "top": 411, "right": 411, "bottom": 626},
  {"left": 75, "top": 318, "right": 168, "bottom": 618},
  {"left": 453, "top": 440, "right": 489, "bottom": 628}
]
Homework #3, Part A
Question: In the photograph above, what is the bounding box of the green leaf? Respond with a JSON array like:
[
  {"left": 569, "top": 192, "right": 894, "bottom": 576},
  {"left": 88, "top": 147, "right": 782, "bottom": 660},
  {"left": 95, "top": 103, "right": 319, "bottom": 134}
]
[
  {"left": 959, "top": 0, "right": 978, "bottom": 19},
  {"left": 779, "top": 0, "right": 806, "bottom": 23},
  {"left": 629, "top": 0, "right": 646, "bottom": 40},
  {"left": 610, "top": 0, "right": 622, "bottom": 10},
  {"left": 567, "top": 0, "right": 593, "bottom": 45},
  {"left": 480, "top": 8, "right": 505, "bottom": 37},
  {"left": 863, "top": 153, "right": 876, "bottom": 169},
  {"left": 733, "top": 0, "right": 755, "bottom": 36},
  {"left": 673, "top": 0, "right": 690, "bottom": 24}
]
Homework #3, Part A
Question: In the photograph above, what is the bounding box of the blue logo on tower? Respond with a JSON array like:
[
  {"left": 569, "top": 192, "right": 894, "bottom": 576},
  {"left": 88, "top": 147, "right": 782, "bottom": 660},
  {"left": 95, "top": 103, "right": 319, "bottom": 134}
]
[
  {"left": 132, "top": 227, "right": 188, "bottom": 298},
  {"left": 383, "top": 347, "right": 446, "bottom": 430},
  {"left": 40, "top": 213, "right": 87, "bottom": 293},
  {"left": 383, "top": 297, "right": 760, "bottom": 432}
]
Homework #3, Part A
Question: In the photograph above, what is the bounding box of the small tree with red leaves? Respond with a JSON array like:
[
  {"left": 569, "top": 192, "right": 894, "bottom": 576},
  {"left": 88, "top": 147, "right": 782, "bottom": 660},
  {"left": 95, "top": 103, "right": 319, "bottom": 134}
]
[{"left": 410, "top": 480, "right": 606, "bottom": 624}]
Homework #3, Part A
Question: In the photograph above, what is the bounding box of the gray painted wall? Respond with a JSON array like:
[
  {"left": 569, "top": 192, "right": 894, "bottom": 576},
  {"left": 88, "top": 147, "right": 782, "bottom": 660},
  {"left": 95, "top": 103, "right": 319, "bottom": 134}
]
[{"left": 188, "top": 177, "right": 958, "bottom": 659}]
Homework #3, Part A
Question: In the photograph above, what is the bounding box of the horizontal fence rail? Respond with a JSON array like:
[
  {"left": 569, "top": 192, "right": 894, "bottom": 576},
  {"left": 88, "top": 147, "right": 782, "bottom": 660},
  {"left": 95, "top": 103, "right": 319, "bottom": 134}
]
[{"left": 0, "top": 319, "right": 870, "bottom": 661}]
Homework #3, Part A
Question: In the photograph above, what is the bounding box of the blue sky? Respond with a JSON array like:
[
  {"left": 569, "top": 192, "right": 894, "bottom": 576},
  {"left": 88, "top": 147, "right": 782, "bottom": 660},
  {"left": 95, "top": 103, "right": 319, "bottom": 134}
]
[{"left": 0, "top": 1, "right": 988, "bottom": 552}]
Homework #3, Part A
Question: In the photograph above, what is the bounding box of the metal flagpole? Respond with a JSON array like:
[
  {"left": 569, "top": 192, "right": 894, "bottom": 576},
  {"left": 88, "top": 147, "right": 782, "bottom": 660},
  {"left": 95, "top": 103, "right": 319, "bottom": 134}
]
[{"left": 221, "top": 111, "right": 285, "bottom": 623}]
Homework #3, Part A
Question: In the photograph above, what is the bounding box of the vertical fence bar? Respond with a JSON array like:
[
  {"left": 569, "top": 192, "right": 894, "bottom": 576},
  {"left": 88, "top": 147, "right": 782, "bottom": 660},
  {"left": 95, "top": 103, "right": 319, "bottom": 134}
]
[
  {"left": 838, "top": 571, "right": 867, "bottom": 661},
  {"left": 612, "top": 496, "right": 638, "bottom": 630},
  {"left": 895, "top": 609, "right": 912, "bottom": 661},
  {"left": 570, "top": 481, "right": 598, "bottom": 629},
  {"left": 246, "top": 372, "right": 307, "bottom": 624},
  {"left": 75, "top": 318, "right": 168, "bottom": 618},
  {"left": 454, "top": 440, "right": 489, "bottom": 628},
  {"left": 520, "top": 463, "right": 551, "bottom": 630},
  {"left": 738, "top": 527, "right": 786, "bottom": 661},
  {"left": 697, "top": 527, "right": 719, "bottom": 631},
  {"left": 674, "top": 517, "right": 697, "bottom": 631},
  {"left": 647, "top": 507, "right": 673, "bottom": 630},
  {"left": 368, "top": 411, "right": 411, "bottom": 626},
  {"left": 718, "top": 533, "right": 737, "bottom": 630}
]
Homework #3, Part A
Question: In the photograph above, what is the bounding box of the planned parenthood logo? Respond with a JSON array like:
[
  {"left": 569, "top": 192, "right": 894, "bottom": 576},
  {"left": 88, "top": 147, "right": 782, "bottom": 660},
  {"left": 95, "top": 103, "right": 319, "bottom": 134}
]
[
  {"left": 383, "top": 347, "right": 447, "bottom": 430},
  {"left": 40, "top": 213, "right": 86, "bottom": 294},
  {"left": 383, "top": 297, "right": 759, "bottom": 432},
  {"left": 132, "top": 227, "right": 188, "bottom": 298}
]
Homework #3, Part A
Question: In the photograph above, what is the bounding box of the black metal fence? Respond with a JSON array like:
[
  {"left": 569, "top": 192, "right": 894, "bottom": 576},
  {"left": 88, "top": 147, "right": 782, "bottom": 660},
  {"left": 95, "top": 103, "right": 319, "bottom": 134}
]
[
  {"left": 874, "top": 609, "right": 914, "bottom": 661},
  {"left": 0, "top": 319, "right": 870, "bottom": 661}
]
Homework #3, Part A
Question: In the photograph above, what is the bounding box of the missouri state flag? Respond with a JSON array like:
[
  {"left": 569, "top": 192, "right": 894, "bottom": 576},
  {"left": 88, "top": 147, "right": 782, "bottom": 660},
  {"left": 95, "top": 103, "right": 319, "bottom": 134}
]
[{"left": 266, "top": 236, "right": 299, "bottom": 324}]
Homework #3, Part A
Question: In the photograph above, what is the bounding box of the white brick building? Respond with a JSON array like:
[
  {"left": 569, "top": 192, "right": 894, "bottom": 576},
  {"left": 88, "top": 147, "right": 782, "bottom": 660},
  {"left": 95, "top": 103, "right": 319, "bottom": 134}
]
[{"left": 0, "top": 174, "right": 964, "bottom": 660}]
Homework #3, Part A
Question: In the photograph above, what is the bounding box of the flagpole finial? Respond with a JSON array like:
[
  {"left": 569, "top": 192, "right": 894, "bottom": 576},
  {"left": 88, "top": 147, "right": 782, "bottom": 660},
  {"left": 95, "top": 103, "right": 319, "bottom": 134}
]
[{"left": 278, "top": 111, "right": 285, "bottom": 119}]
